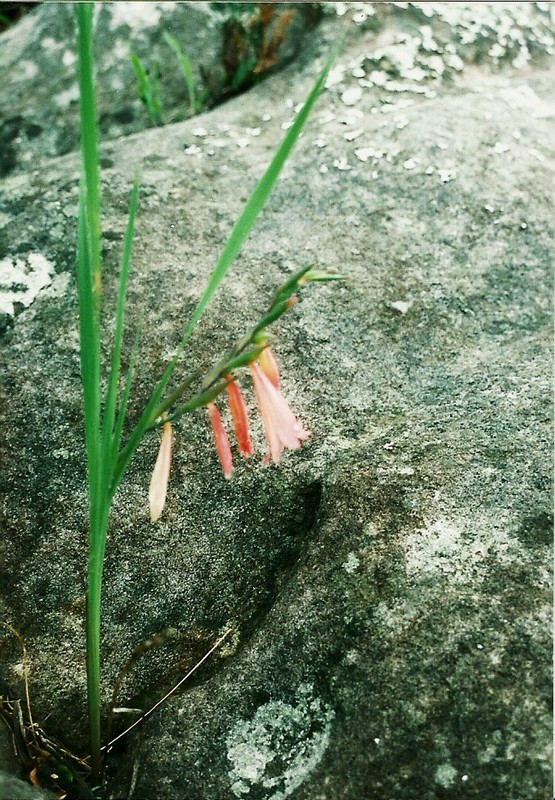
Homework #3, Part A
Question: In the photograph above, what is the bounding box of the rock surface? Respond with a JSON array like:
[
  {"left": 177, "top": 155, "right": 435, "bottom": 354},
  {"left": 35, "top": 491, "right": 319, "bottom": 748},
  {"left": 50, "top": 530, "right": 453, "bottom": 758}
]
[
  {"left": 0, "top": 3, "right": 553, "bottom": 799},
  {"left": 0, "top": 1, "right": 320, "bottom": 178}
]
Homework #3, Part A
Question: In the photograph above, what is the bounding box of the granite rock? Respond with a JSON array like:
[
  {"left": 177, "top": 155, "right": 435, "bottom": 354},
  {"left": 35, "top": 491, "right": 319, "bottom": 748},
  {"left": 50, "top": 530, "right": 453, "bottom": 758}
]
[
  {"left": 0, "top": 4, "right": 552, "bottom": 799},
  {"left": 0, "top": 1, "right": 320, "bottom": 179}
]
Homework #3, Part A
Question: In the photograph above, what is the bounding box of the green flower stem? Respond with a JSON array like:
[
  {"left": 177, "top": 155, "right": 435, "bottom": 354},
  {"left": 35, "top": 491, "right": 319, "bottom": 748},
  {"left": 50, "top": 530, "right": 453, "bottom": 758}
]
[
  {"left": 118, "top": 41, "right": 339, "bottom": 484},
  {"left": 167, "top": 379, "right": 229, "bottom": 423},
  {"left": 148, "top": 265, "right": 339, "bottom": 428},
  {"left": 149, "top": 367, "right": 205, "bottom": 421}
]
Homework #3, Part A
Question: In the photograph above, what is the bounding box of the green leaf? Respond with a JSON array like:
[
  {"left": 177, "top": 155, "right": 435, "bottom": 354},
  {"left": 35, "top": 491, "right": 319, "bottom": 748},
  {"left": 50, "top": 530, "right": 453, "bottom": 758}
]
[
  {"left": 102, "top": 179, "right": 140, "bottom": 484},
  {"left": 131, "top": 53, "right": 163, "bottom": 125},
  {"left": 110, "top": 325, "right": 141, "bottom": 488},
  {"left": 76, "top": 185, "right": 101, "bottom": 498},
  {"left": 76, "top": 4, "right": 105, "bottom": 779},
  {"left": 76, "top": 4, "right": 101, "bottom": 296},
  {"left": 150, "top": 58, "right": 165, "bottom": 124},
  {"left": 163, "top": 31, "right": 196, "bottom": 112},
  {"left": 179, "top": 45, "right": 339, "bottom": 348}
]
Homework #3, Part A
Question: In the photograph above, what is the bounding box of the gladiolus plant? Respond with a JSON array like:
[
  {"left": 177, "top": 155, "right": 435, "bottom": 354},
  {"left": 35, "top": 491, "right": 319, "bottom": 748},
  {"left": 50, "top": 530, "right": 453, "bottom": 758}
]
[{"left": 74, "top": 2, "right": 340, "bottom": 786}]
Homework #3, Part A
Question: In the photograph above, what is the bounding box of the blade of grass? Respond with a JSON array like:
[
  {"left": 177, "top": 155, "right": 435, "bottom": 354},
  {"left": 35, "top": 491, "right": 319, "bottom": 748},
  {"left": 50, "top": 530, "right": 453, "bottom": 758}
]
[
  {"left": 76, "top": 4, "right": 107, "bottom": 781},
  {"left": 76, "top": 185, "right": 101, "bottom": 499},
  {"left": 110, "top": 324, "right": 141, "bottom": 479},
  {"left": 76, "top": 4, "right": 102, "bottom": 503},
  {"left": 131, "top": 53, "right": 163, "bottom": 125},
  {"left": 76, "top": 4, "right": 101, "bottom": 298},
  {"left": 131, "top": 53, "right": 153, "bottom": 115},
  {"left": 163, "top": 31, "right": 196, "bottom": 112},
  {"left": 150, "top": 58, "right": 164, "bottom": 124},
  {"left": 101, "top": 179, "right": 140, "bottom": 470},
  {"left": 113, "top": 44, "right": 339, "bottom": 489},
  {"left": 181, "top": 48, "right": 338, "bottom": 341}
]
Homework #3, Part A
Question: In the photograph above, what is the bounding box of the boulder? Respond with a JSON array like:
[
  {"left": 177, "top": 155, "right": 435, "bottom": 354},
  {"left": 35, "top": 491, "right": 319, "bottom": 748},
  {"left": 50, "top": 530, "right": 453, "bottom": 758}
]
[
  {"left": 0, "top": 1, "right": 321, "bottom": 178},
  {"left": 0, "top": 3, "right": 552, "bottom": 799}
]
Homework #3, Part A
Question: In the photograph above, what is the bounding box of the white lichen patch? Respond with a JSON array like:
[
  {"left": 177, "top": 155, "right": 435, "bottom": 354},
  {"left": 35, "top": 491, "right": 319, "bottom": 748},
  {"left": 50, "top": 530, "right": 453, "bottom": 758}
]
[
  {"left": 343, "top": 552, "right": 360, "bottom": 574},
  {"left": 434, "top": 762, "right": 458, "bottom": 788},
  {"left": 62, "top": 50, "right": 76, "bottom": 68},
  {"left": 41, "top": 35, "right": 63, "bottom": 51},
  {"left": 404, "top": 514, "right": 528, "bottom": 583},
  {"left": 20, "top": 60, "right": 38, "bottom": 79},
  {"left": 341, "top": 87, "right": 363, "bottom": 107},
  {"left": 42, "top": 272, "right": 70, "bottom": 301},
  {"left": 498, "top": 84, "right": 554, "bottom": 119},
  {"left": 106, "top": 1, "right": 177, "bottom": 30},
  {"left": 0, "top": 253, "right": 55, "bottom": 317},
  {"left": 226, "top": 683, "right": 334, "bottom": 799},
  {"left": 53, "top": 85, "right": 79, "bottom": 109},
  {"left": 326, "top": 0, "right": 555, "bottom": 146},
  {"left": 389, "top": 299, "right": 413, "bottom": 315}
]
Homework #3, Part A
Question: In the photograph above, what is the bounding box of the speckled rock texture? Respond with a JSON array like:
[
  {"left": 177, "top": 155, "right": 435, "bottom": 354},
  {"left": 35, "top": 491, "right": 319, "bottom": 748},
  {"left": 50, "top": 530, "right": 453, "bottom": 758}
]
[
  {"left": 0, "top": 1, "right": 320, "bottom": 179},
  {"left": 0, "top": 3, "right": 553, "bottom": 800}
]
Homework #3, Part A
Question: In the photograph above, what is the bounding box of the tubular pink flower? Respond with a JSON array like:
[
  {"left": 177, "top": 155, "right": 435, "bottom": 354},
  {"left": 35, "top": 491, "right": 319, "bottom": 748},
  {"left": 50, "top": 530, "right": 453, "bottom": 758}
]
[
  {"left": 226, "top": 377, "right": 253, "bottom": 457},
  {"left": 149, "top": 419, "right": 173, "bottom": 522},
  {"left": 250, "top": 362, "right": 310, "bottom": 464},
  {"left": 208, "top": 402, "right": 234, "bottom": 479}
]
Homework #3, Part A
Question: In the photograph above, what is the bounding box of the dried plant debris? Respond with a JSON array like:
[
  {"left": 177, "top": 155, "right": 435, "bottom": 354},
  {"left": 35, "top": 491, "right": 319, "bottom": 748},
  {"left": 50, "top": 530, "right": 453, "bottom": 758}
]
[
  {"left": 0, "top": 622, "right": 93, "bottom": 799},
  {"left": 204, "top": 3, "right": 322, "bottom": 103}
]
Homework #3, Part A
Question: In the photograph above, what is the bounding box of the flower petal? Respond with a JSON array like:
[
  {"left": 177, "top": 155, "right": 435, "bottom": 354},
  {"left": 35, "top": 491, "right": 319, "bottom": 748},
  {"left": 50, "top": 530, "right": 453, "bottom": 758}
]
[
  {"left": 250, "top": 363, "right": 310, "bottom": 464},
  {"left": 250, "top": 363, "right": 284, "bottom": 462},
  {"left": 148, "top": 420, "right": 173, "bottom": 522},
  {"left": 226, "top": 378, "right": 253, "bottom": 456},
  {"left": 208, "top": 402, "right": 234, "bottom": 479}
]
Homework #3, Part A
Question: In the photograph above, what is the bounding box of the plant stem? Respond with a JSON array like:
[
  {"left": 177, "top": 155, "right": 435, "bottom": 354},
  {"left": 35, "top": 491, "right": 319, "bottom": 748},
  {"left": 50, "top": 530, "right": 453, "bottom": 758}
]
[
  {"left": 76, "top": 3, "right": 105, "bottom": 781},
  {"left": 86, "top": 516, "right": 106, "bottom": 780}
]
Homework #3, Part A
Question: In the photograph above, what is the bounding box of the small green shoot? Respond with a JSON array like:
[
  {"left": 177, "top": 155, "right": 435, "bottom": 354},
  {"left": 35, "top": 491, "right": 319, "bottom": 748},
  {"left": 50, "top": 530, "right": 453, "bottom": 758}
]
[
  {"left": 130, "top": 52, "right": 165, "bottom": 125},
  {"left": 163, "top": 31, "right": 197, "bottom": 114}
]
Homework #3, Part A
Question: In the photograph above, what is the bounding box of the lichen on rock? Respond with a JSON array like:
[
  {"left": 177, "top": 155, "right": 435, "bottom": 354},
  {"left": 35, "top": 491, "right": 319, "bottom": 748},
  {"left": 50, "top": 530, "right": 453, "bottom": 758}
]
[{"left": 226, "top": 684, "right": 334, "bottom": 799}]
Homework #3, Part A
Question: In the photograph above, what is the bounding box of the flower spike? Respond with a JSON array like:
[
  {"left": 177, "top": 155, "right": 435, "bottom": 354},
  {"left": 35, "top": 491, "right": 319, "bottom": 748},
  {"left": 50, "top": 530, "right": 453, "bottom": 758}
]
[
  {"left": 149, "top": 417, "right": 173, "bottom": 522},
  {"left": 208, "top": 402, "right": 234, "bottom": 479}
]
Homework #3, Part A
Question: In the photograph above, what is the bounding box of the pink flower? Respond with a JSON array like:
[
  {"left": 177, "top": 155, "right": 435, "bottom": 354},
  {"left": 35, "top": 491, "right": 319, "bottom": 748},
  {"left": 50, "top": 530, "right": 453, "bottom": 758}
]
[
  {"left": 250, "top": 357, "right": 310, "bottom": 464},
  {"left": 226, "top": 377, "right": 253, "bottom": 456},
  {"left": 208, "top": 402, "right": 234, "bottom": 479},
  {"left": 149, "top": 418, "right": 173, "bottom": 522}
]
